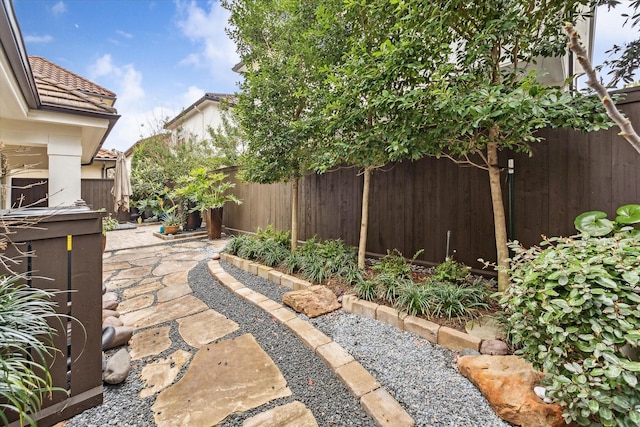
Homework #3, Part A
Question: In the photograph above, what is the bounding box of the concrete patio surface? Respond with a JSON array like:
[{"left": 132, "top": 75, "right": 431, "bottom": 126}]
[{"left": 100, "top": 224, "right": 414, "bottom": 426}]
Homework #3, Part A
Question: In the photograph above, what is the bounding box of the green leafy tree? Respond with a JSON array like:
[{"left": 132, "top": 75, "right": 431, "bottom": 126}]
[
  {"left": 370, "top": 0, "right": 613, "bottom": 290},
  {"left": 314, "top": 0, "right": 445, "bottom": 269},
  {"left": 223, "top": 0, "right": 338, "bottom": 250}
]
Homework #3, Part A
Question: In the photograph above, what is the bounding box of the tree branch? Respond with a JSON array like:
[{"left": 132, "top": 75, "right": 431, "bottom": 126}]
[{"left": 564, "top": 22, "right": 640, "bottom": 155}]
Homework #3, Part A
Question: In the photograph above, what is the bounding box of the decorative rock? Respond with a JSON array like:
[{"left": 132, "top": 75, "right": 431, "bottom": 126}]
[
  {"left": 102, "top": 309, "right": 120, "bottom": 321},
  {"left": 103, "top": 348, "right": 131, "bottom": 384},
  {"left": 282, "top": 285, "right": 341, "bottom": 318},
  {"left": 211, "top": 253, "right": 221, "bottom": 260},
  {"left": 103, "top": 326, "right": 134, "bottom": 350},
  {"left": 103, "top": 316, "right": 124, "bottom": 328},
  {"left": 457, "top": 355, "right": 573, "bottom": 427},
  {"left": 480, "top": 339, "right": 509, "bottom": 356},
  {"left": 103, "top": 299, "right": 119, "bottom": 311},
  {"left": 534, "top": 386, "right": 546, "bottom": 400},
  {"left": 465, "top": 315, "right": 505, "bottom": 340},
  {"left": 102, "top": 327, "right": 115, "bottom": 350}
]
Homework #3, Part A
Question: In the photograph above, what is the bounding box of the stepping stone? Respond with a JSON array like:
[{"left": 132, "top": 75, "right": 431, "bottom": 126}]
[
  {"left": 140, "top": 349, "right": 191, "bottom": 398},
  {"left": 162, "top": 271, "right": 189, "bottom": 287},
  {"left": 152, "top": 333, "right": 291, "bottom": 426},
  {"left": 103, "top": 261, "right": 131, "bottom": 272},
  {"left": 176, "top": 309, "right": 239, "bottom": 348},
  {"left": 243, "top": 401, "right": 317, "bottom": 427},
  {"left": 105, "top": 278, "right": 136, "bottom": 291},
  {"left": 129, "top": 257, "right": 160, "bottom": 266},
  {"left": 164, "top": 251, "right": 208, "bottom": 262},
  {"left": 157, "top": 284, "right": 192, "bottom": 303},
  {"left": 111, "top": 266, "right": 153, "bottom": 281},
  {"left": 152, "top": 260, "right": 198, "bottom": 276},
  {"left": 129, "top": 326, "right": 171, "bottom": 360},
  {"left": 121, "top": 295, "right": 208, "bottom": 330},
  {"left": 118, "top": 294, "right": 155, "bottom": 314},
  {"left": 123, "top": 281, "right": 164, "bottom": 299}
]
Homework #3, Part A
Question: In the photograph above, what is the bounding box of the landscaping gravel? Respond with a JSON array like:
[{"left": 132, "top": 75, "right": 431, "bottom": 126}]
[
  {"left": 219, "top": 260, "right": 511, "bottom": 427},
  {"left": 64, "top": 244, "right": 510, "bottom": 427}
]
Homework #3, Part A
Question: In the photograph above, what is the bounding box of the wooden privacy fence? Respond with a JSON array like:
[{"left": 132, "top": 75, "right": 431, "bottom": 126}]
[
  {"left": 11, "top": 178, "right": 131, "bottom": 222},
  {"left": 222, "top": 86, "right": 640, "bottom": 271},
  {"left": 3, "top": 210, "right": 103, "bottom": 426}
]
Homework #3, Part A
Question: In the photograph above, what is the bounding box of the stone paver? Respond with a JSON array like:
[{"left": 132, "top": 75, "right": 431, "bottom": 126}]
[
  {"left": 176, "top": 309, "right": 239, "bottom": 348},
  {"left": 122, "top": 281, "right": 164, "bottom": 299},
  {"left": 243, "top": 401, "right": 318, "bottom": 427},
  {"left": 117, "top": 293, "right": 155, "bottom": 314},
  {"left": 121, "top": 294, "right": 208, "bottom": 330},
  {"left": 129, "top": 326, "right": 172, "bottom": 360},
  {"left": 152, "top": 260, "right": 198, "bottom": 276},
  {"left": 156, "top": 283, "right": 192, "bottom": 302},
  {"left": 162, "top": 270, "right": 189, "bottom": 286},
  {"left": 140, "top": 349, "right": 191, "bottom": 398},
  {"left": 152, "top": 333, "right": 291, "bottom": 426},
  {"left": 360, "top": 388, "right": 415, "bottom": 427}
]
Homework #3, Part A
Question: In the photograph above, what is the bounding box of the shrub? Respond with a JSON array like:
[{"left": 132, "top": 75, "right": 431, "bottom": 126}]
[
  {"left": 422, "top": 280, "right": 490, "bottom": 320},
  {"left": 394, "top": 280, "right": 429, "bottom": 316},
  {"left": 354, "top": 278, "right": 378, "bottom": 301},
  {"left": 0, "top": 275, "right": 63, "bottom": 426},
  {"left": 372, "top": 249, "right": 423, "bottom": 278},
  {"left": 256, "top": 225, "right": 290, "bottom": 248},
  {"left": 501, "top": 205, "right": 640, "bottom": 427},
  {"left": 431, "top": 257, "right": 471, "bottom": 284}
]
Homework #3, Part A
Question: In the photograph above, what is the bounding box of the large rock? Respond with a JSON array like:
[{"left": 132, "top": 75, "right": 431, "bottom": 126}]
[
  {"left": 103, "top": 348, "right": 131, "bottom": 384},
  {"left": 103, "top": 326, "right": 134, "bottom": 350},
  {"left": 457, "top": 355, "right": 574, "bottom": 427},
  {"left": 282, "top": 285, "right": 341, "bottom": 318},
  {"left": 480, "top": 339, "right": 509, "bottom": 356}
]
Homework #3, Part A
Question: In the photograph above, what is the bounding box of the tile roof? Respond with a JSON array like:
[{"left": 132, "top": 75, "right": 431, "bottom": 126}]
[
  {"left": 95, "top": 148, "right": 118, "bottom": 160},
  {"left": 28, "top": 56, "right": 118, "bottom": 115},
  {"left": 29, "top": 56, "right": 115, "bottom": 98}
]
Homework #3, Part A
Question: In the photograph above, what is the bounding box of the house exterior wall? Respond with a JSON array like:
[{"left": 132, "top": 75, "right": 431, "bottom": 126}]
[{"left": 170, "top": 100, "right": 226, "bottom": 144}]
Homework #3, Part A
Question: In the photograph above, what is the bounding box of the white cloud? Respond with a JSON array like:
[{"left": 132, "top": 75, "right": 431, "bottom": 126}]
[
  {"left": 116, "top": 30, "right": 133, "bottom": 39},
  {"left": 174, "top": 1, "right": 239, "bottom": 84},
  {"left": 89, "top": 54, "right": 115, "bottom": 79},
  {"left": 182, "top": 86, "right": 205, "bottom": 106},
  {"left": 24, "top": 34, "right": 53, "bottom": 43},
  {"left": 51, "top": 1, "right": 66, "bottom": 16}
]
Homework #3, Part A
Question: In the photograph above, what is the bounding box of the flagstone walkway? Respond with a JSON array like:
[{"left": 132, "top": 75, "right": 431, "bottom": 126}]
[{"left": 101, "top": 226, "right": 414, "bottom": 426}]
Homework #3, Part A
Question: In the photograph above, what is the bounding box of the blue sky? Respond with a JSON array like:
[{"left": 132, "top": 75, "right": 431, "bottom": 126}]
[{"left": 12, "top": 0, "right": 639, "bottom": 153}]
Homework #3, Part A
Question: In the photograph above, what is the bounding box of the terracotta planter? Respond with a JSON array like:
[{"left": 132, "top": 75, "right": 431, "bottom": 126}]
[
  {"left": 164, "top": 225, "right": 180, "bottom": 235},
  {"left": 204, "top": 207, "right": 223, "bottom": 239}
]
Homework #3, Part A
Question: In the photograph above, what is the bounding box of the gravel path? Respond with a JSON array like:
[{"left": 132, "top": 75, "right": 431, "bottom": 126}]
[
  {"left": 219, "top": 261, "right": 511, "bottom": 427},
  {"left": 64, "top": 244, "right": 510, "bottom": 427}
]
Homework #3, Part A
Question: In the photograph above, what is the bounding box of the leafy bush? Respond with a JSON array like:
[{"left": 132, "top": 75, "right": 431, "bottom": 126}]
[
  {"left": 394, "top": 280, "right": 429, "bottom": 316},
  {"left": 354, "top": 278, "right": 378, "bottom": 301},
  {"left": 256, "top": 225, "right": 290, "bottom": 248},
  {"left": 372, "top": 249, "right": 423, "bottom": 278},
  {"left": 0, "top": 275, "right": 63, "bottom": 426},
  {"left": 432, "top": 257, "right": 471, "bottom": 284},
  {"left": 501, "top": 205, "right": 640, "bottom": 427}
]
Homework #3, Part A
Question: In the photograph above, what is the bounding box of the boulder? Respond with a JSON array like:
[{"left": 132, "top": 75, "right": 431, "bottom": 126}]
[
  {"left": 103, "top": 348, "right": 131, "bottom": 384},
  {"left": 282, "top": 285, "right": 341, "bottom": 318},
  {"left": 457, "top": 355, "right": 575, "bottom": 427},
  {"left": 103, "top": 326, "right": 134, "bottom": 350},
  {"left": 480, "top": 339, "right": 509, "bottom": 356}
]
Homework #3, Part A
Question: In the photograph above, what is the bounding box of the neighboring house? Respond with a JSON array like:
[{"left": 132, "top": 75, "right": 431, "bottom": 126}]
[
  {"left": 164, "top": 93, "right": 234, "bottom": 145},
  {"left": 83, "top": 148, "right": 118, "bottom": 179},
  {"left": 0, "top": 0, "right": 119, "bottom": 209}
]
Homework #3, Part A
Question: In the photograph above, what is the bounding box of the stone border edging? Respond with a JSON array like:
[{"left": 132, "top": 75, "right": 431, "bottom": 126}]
[
  {"left": 209, "top": 255, "right": 415, "bottom": 427},
  {"left": 220, "top": 253, "right": 483, "bottom": 353}
]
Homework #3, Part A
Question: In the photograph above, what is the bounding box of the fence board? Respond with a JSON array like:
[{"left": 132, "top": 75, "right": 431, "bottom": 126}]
[{"left": 223, "top": 87, "right": 640, "bottom": 271}]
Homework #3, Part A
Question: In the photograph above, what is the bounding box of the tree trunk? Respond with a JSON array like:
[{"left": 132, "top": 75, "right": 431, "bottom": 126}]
[
  {"left": 291, "top": 177, "right": 299, "bottom": 251},
  {"left": 486, "top": 141, "right": 509, "bottom": 291},
  {"left": 358, "top": 167, "right": 371, "bottom": 269}
]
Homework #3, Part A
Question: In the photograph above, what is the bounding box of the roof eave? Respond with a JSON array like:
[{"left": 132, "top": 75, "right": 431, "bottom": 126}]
[{"left": 0, "top": 0, "right": 39, "bottom": 109}]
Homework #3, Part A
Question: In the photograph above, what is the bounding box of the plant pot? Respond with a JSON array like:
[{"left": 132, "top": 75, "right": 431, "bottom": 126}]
[
  {"left": 164, "top": 225, "right": 180, "bottom": 235},
  {"left": 129, "top": 207, "right": 140, "bottom": 222},
  {"left": 184, "top": 210, "right": 202, "bottom": 231},
  {"left": 204, "top": 207, "right": 223, "bottom": 239}
]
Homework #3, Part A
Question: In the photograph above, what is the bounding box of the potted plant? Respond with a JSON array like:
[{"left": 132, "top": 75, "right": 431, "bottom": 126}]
[
  {"left": 162, "top": 211, "right": 183, "bottom": 235},
  {"left": 172, "top": 167, "right": 241, "bottom": 239},
  {"left": 102, "top": 213, "right": 119, "bottom": 252}
]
